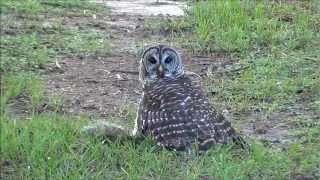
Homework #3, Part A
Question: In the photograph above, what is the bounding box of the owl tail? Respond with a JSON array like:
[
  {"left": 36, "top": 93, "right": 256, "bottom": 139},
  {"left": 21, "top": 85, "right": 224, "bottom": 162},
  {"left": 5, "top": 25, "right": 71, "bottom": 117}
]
[{"left": 81, "top": 121, "right": 131, "bottom": 138}]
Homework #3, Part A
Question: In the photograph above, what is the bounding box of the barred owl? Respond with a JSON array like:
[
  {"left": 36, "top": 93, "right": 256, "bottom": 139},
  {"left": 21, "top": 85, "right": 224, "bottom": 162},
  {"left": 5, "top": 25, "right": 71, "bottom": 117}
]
[{"left": 132, "top": 45, "right": 245, "bottom": 152}]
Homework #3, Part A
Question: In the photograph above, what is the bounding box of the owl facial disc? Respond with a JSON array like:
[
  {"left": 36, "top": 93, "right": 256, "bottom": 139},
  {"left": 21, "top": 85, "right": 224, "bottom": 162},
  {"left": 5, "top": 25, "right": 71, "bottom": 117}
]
[{"left": 139, "top": 45, "right": 184, "bottom": 84}]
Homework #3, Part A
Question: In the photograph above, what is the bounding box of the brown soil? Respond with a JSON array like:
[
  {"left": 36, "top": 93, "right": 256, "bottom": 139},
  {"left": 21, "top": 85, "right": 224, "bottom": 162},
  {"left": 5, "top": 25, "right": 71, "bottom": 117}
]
[{"left": 42, "top": 4, "right": 234, "bottom": 120}]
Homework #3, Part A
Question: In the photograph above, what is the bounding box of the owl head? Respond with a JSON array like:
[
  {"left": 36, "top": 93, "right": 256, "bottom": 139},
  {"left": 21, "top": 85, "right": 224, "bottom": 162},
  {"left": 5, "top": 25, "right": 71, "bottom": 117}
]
[{"left": 139, "top": 44, "right": 184, "bottom": 84}]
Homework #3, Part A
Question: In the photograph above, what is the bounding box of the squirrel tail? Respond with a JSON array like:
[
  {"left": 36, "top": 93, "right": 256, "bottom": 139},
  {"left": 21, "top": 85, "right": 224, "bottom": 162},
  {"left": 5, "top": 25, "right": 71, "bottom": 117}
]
[{"left": 81, "top": 121, "right": 131, "bottom": 138}]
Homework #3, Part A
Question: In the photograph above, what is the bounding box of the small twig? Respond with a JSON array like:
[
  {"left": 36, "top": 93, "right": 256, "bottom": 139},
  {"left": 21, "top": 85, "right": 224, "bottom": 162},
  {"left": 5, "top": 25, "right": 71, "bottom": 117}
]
[{"left": 55, "top": 59, "right": 61, "bottom": 69}]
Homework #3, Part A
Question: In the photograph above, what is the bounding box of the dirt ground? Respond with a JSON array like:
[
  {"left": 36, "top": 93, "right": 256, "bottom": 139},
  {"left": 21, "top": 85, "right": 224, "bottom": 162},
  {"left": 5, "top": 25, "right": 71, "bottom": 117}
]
[
  {"left": 43, "top": 0, "right": 229, "bottom": 118},
  {"left": 40, "top": 1, "right": 318, "bottom": 148}
]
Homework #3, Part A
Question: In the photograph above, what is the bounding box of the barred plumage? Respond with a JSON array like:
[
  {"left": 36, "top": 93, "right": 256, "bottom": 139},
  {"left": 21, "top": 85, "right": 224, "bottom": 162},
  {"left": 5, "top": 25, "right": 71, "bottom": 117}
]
[{"left": 134, "top": 45, "right": 244, "bottom": 152}]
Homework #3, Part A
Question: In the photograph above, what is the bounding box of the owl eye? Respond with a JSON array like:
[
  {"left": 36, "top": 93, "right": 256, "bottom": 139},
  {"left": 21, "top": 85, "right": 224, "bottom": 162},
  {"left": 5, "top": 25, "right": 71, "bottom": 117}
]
[
  {"left": 164, "top": 56, "right": 173, "bottom": 64},
  {"left": 148, "top": 57, "right": 157, "bottom": 64}
]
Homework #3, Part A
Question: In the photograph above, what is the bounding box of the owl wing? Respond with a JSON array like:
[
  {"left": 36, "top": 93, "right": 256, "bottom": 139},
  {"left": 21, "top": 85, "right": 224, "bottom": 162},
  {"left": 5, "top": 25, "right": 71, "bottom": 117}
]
[
  {"left": 190, "top": 94, "right": 249, "bottom": 151},
  {"left": 188, "top": 80, "right": 248, "bottom": 151},
  {"left": 138, "top": 76, "right": 246, "bottom": 152}
]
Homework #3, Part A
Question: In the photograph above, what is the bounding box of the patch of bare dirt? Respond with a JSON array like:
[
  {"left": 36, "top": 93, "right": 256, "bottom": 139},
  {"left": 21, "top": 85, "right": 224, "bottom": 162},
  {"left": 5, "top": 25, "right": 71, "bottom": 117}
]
[
  {"left": 238, "top": 106, "right": 320, "bottom": 149},
  {"left": 42, "top": 11, "right": 228, "bottom": 119},
  {"left": 44, "top": 54, "right": 141, "bottom": 118}
]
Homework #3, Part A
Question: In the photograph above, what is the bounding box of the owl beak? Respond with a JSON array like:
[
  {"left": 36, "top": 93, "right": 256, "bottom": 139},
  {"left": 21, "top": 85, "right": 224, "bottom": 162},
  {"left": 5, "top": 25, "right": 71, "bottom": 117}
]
[{"left": 158, "top": 65, "right": 164, "bottom": 78}]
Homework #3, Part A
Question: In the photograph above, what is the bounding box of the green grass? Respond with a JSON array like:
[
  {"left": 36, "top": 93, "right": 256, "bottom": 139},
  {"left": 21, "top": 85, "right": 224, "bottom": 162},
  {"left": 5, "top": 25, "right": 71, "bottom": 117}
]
[
  {"left": 1, "top": 0, "right": 320, "bottom": 179},
  {"left": 192, "top": 0, "right": 320, "bottom": 114},
  {"left": 1, "top": 0, "right": 104, "bottom": 14},
  {"left": 193, "top": 0, "right": 319, "bottom": 52},
  {"left": 206, "top": 47, "right": 320, "bottom": 112},
  {"left": 1, "top": 114, "right": 319, "bottom": 179},
  {"left": 1, "top": 19, "right": 109, "bottom": 72}
]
